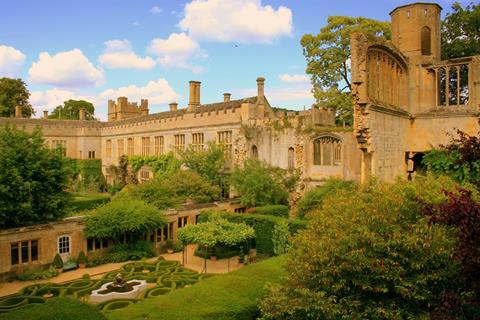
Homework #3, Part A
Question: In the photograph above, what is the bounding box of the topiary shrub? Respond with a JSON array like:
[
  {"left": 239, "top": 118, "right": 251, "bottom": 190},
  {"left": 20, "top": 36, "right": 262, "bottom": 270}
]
[
  {"left": 17, "top": 266, "right": 57, "bottom": 281},
  {"left": 251, "top": 205, "right": 289, "bottom": 218},
  {"left": 77, "top": 251, "right": 87, "bottom": 265},
  {"left": 53, "top": 254, "right": 63, "bottom": 270},
  {"left": 296, "top": 178, "right": 356, "bottom": 218}
]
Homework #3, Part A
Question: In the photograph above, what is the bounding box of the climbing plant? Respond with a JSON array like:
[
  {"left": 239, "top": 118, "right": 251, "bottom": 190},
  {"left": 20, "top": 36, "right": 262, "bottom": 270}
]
[{"left": 128, "top": 153, "right": 180, "bottom": 176}]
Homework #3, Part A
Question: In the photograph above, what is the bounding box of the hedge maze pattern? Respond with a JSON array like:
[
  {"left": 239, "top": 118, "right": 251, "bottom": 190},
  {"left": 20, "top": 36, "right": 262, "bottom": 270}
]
[{"left": 0, "top": 257, "right": 210, "bottom": 314}]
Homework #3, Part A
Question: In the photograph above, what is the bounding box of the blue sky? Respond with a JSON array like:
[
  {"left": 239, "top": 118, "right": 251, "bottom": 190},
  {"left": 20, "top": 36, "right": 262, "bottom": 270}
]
[{"left": 0, "top": 0, "right": 469, "bottom": 119}]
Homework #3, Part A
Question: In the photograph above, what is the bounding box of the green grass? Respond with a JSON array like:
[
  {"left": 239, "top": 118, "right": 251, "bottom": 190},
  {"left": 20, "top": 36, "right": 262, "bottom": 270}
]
[
  {"left": 107, "top": 256, "right": 285, "bottom": 320},
  {"left": 66, "top": 193, "right": 111, "bottom": 214}
]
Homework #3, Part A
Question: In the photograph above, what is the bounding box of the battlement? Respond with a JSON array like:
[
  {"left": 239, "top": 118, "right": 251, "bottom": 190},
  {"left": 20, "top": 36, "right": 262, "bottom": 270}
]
[{"left": 108, "top": 97, "right": 149, "bottom": 121}]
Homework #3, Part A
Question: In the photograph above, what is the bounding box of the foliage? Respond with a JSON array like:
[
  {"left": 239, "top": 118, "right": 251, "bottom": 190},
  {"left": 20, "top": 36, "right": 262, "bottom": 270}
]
[
  {"left": 128, "top": 153, "right": 180, "bottom": 175},
  {"left": 107, "top": 241, "right": 156, "bottom": 262},
  {"left": 106, "top": 155, "right": 136, "bottom": 192},
  {"left": 77, "top": 251, "right": 87, "bottom": 264},
  {"left": 53, "top": 254, "right": 63, "bottom": 269},
  {"left": 84, "top": 199, "right": 165, "bottom": 239},
  {"left": 252, "top": 205, "right": 289, "bottom": 218},
  {"left": 178, "top": 214, "right": 254, "bottom": 248},
  {"left": 230, "top": 159, "right": 299, "bottom": 207},
  {"left": 67, "top": 159, "right": 106, "bottom": 193},
  {"left": 0, "top": 77, "right": 33, "bottom": 117},
  {"left": 272, "top": 220, "right": 290, "bottom": 255},
  {"left": 16, "top": 266, "right": 58, "bottom": 281},
  {"left": 0, "top": 125, "right": 71, "bottom": 228},
  {"left": 259, "top": 178, "right": 459, "bottom": 319},
  {"left": 301, "top": 16, "right": 390, "bottom": 125},
  {"left": 180, "top": 141, "right": 227, "bottom": 186},
  {"left": 120, "top": 170, "right": 221, "bottom": 210},
  {"left": 200, "top": 211, "right": 307, "bottom": 256},
  {"left": 297, "top": 178, "right": 356, "bottom": 218},
  {"left": 107, "top": 256, "right": 286, "bottom": 320},
  {"left": 0, "top": 298, "right": 106, "bottom": 320},
  {"left": 441, "top": 2, "right": 480, "bottom": 60},
  {"left": 48, "top": 99, "right": 96, "bottom": 120},
  {"left": 66, "top": 193, "right": 110, "bottom": 213},
  {"left": 423, "top": 189, "right": 480, "bottom": 319},
  {"left": 423, "top": 129, "right": 480, "bottom": 187}
]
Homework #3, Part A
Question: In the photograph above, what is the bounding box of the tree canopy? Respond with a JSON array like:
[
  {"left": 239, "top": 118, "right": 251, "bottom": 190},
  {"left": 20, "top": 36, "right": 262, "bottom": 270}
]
[
  {"left": 441, "top": 2, "right": 480, "bottom": 60},
  {"left": 0, "top": 125, "right": 71, "bottom": 228},
  {"left": 0, "top": 78, "right": 34, "bottom": 117},
  {"left": 49, "top": 99, "right": 96, "bottom": 120},
  {"left": 301, "top": 16, "right": 390, "bottom": 125},
  {"left": 84, "top": 198, "right": 165, "bottom": 239}
]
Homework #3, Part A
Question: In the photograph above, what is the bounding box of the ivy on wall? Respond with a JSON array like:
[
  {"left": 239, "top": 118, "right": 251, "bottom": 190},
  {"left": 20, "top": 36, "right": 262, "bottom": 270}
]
[
  {"left": 128, "top": 154, "right": 180, "bottom": 175},
  {"left": 67, "top": 159, "right": 106, "bottom": 192}
]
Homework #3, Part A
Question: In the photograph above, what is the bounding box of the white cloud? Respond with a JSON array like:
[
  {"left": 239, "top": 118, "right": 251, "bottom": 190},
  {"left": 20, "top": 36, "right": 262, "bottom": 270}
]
[
  {"left": 100, "top": 78, "right": 179, "bottom": 106},
  {"left": 150, "top": 6, "right": 162, "bottom": 14},
  {"left": 29, "top": 88, "right": 102, "bottom": 116},
  {"left": 99, "top": 39, "right": 156, "bottom": 70},
  {"left": 148, "top": 33, "right": 206, "bottom": 73},
  {"left": 0, "top": 45, "right": 26, "bottom": 77},
  {"left": 179, "top": 0, "right": 292, "bottom": 44},
  {"left": 132, "top": 21, "right": 140, "bottom": 27},
  {"left": 279, "top": 73, "right": 309, "bottom": 84},
  {"left": 29, "top": 49, "right": 104, "bottom": 87}
]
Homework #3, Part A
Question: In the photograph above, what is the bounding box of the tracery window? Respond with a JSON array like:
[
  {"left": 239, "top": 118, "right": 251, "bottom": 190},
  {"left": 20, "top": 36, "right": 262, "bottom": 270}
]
[{"left": 313, "top": 136, "right": 341, "bottom": 166}]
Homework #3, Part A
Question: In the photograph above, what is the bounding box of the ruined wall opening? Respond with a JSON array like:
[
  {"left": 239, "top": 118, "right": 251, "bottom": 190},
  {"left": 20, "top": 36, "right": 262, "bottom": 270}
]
[
  {"left": 288, "top": 147, "right": 294, "bottom": 169},
  {"left": 251, "top": 145, "right": 258, "bottom": 159},
  {"left": 421, "top": 26, "right": 431, "bottom": 56},
  {"left": 435, "top": 64, "right": 469, "bottom": 106},
  {"left": 313, "top": 136, "right": 341, "bottom": 166}
]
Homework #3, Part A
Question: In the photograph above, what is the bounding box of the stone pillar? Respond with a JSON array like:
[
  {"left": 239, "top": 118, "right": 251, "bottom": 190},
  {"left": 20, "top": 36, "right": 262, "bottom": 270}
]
[
  {"left": 15, "top": 105, "right": 22, "bottom": 118},
  {"left": 79, "top": 108, "right": 86, "bottom": 120},
  {"left": 256, "top": 77, "right": 265, "bottom": 100},
  {"left": 169, "top": 102, "right": 178, "bottom": 112},
  {"left": 223, "top": 93, "right": 231, "bottom": 103},
  {"left": 43, "top": 110, "right": 49, "bottom": 119}
]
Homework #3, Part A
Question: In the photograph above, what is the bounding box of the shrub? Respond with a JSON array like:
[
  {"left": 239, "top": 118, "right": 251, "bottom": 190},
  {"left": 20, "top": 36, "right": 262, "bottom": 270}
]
[
  {"left": 230, "top": 159, "right": 299, "bottom": 207},
  {"left": 272, "top": 220, "right": 290, "bottom": 255},
  {"left": 53, "top": 254, "right": 63, "bottom": 269},
  {"left": 252, "top": 205, "right": 289, "bottom": 218},
  {"left": 296, "top": 178, "right": 356, "bottom": 218},
  {"left": 77, "top": 251, "right": 87, "bottom": 265},
  {"left": 107, "top": 241, "right": 156, "bottom": 262},
  {"left": 0, "top": 297, "right": 106, "bottom": 320},
  {"left": 260, "top": 178, "right": 459, "bottom": 319},
  {"left": 17, "top": 266, "right": 58, "bottom": 281},
  {"left": 172, "top": 242, "right": 184, "bottom": 253}
]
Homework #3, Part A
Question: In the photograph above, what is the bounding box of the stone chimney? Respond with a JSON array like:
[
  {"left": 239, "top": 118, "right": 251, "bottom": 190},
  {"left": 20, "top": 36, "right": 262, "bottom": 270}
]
[
  {"left": 256, "top": 77, "right": 265, "bottom": 99},
  {"left": 79, "top": 107, "right": 86, "bottom": 120},
  {"left": 43, "top": 110, "right": 49, "bottom": 119},
  {"left": 188, "top": 81, "right": 201, "bottom": 112},
  {"left": 169, "top": 102, "right": 178, "bottom": 112},
  {"left": 223, "top": 93, "right": 231, "bottom": 103},
  {"left": 140, "top": 99, "right": 149, "bottom": 115},
  {"left": 15, "top": 105, "right": 22, "bottom": 118}
]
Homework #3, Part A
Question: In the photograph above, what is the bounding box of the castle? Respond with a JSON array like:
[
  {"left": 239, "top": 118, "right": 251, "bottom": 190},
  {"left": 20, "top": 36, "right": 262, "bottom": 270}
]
[{"left": 0, "top": 2, "right": 479, "bottom": 279}]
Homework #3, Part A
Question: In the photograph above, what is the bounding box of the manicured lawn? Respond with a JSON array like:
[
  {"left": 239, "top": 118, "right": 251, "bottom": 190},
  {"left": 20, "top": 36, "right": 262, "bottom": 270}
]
[
  {"left": 66, "top": 193, "right": 111, "bottom": 213},
  {"left": 107, "top": 256, "right": 285, "bottom": 320}
]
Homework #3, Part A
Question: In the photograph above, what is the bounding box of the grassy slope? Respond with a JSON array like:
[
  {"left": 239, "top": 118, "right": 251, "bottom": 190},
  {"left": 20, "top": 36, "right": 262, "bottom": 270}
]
[{"left": 107, "top": 256, "right": 285, "bottom": 320}]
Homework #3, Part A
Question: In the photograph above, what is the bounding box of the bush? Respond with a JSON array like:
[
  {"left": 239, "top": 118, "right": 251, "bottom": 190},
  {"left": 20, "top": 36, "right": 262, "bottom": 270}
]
[
  {"left": 200, "top": 211, "right": 307, "bottom": 256},
  {"left": 0, "top": 297, "right": 106, "bottom": 320},
  {"left": 53, "top": 254, "right": 63, "bottom": 269},
  {"left": 251, "top": 205, "right": 289, "bottom": 218},
  {"left": 296, "top": 178, "right": 356, "bottom": 218},
  {"left": 172, "top": 242, "right": 184, "bottom": 253},
  {"left": 260, "top": 178, "right": 459, "bottom": 319},
  {"left": 230, "top": 159, "right": 299, "bottom": 207},
  {"left": 77, "top": 251, "right": 87, "bottom": 265},
  {"left": 17, "top": 266, "right": 58, "bottom": 281},
  {"left": 107, "top": 241, "right": 156, "bottom": 262}
]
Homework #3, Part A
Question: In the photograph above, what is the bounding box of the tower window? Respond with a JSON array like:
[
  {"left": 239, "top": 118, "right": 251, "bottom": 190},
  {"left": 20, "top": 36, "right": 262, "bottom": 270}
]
[{"left": 421, "top": 26, "right": 431, "bottom": 55}]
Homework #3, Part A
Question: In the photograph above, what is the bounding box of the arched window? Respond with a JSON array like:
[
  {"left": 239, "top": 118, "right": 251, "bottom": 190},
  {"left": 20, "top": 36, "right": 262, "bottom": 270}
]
[
  {"left": 288, "top": 147, "right": 295, "bottom": 169},
  {"left": 313, "top": 136, "right": 341, "bottom": 166},
  {"left": 421, "top": 26, "right": 431, "bottom": 55},
  {"left": 251, "top": 145, "right": 258, "bottom": 159},
  {"left": 58, "top": 235, "right": 71, "bottom": 254}
]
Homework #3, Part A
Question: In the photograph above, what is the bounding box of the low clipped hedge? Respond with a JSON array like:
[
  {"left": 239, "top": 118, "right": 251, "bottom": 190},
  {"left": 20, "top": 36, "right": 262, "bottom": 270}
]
[
  {"left": 0, "top": 298, "right": 106, "bottom": 320},
  {"left": 250, "top": 205, "right": 289, "bottom": 218},
  {"left": 200, "top": 212, "right": 307, "bottom": 256}
]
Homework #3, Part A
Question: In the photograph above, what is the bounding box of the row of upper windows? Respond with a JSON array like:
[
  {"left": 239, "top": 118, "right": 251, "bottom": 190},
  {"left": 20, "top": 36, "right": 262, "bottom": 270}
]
[
  {"left": 45, "top": 140, "right": 97, "bottom": 159},
  {"left": 106, "top": 131, "right": 232, "bottom": 158}
]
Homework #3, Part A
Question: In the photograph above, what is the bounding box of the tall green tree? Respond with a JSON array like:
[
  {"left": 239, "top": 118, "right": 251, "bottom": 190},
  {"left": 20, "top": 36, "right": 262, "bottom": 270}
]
[
  {"left": 441, "top": 2, "right": 480, "bottom": 60},
  {"left": 301, "top": 17, "right": 390, "bottom": 125},
  {"left": 49, "top": 99, "right": 95, "bottom": 120},
  {"left": 0, "top": 78, "right": 34, "bottom": 117},
  {"left": 0, "top": 126, "right": 71, "bottom": 228}
]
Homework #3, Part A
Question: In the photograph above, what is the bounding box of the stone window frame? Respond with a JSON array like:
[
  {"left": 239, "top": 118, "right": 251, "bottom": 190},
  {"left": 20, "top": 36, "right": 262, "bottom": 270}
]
[
  {"left": 127, "top": 138, "right": 135, "bottom": 156},
  {"left": 217, "top": 131, "right": 233, "bottom": 160},
  {"left": 288, "top": 147, "right": 295, "bottom": 169},
  {"left": 57, "top": 235, "right": 71, "bottom": 255},
  {"left": 141, "top": 137, "right": 151, "bottom": 156},
  {"left": 10, "top": 239, "right": 38, "bottom": 266},
  {"left": 173, "top": 134, "right": 186, "bottom": 157},
  {"left": 117, "top": 138, "right": 125, "bottom": 157},
  {"left": 105, "top": 139, "right": 112, "bottom": 157},
  {"left": 154, "top": 136, "right": 164, "bottom": 156},
  {"left": 312, "top": 135, "right": 342, "bottom": 167},
  {"left": 191, "top": 133, "right": 204, "bottom": 151}
]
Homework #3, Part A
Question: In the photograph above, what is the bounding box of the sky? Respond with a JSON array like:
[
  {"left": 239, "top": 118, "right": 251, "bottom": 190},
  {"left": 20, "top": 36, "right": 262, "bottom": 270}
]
[{"left": 0, "top": 0, "right": 470, "bottom": 120}]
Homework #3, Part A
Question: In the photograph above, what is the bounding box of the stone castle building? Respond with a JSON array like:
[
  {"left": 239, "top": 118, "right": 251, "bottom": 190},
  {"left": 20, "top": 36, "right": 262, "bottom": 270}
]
[{"left": 0, "top": 2, "right": 479, "bottom": 278}]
